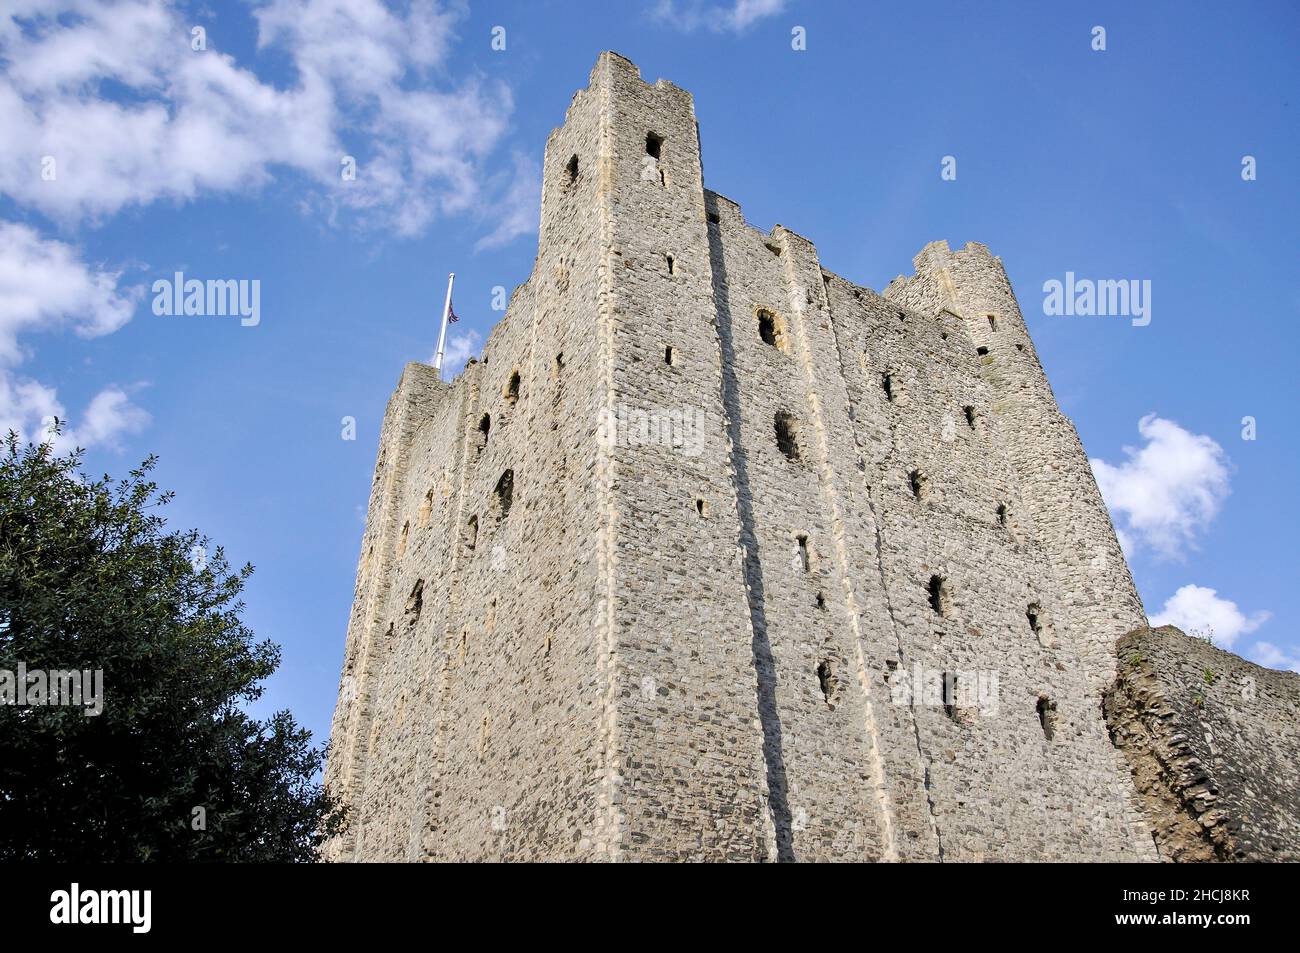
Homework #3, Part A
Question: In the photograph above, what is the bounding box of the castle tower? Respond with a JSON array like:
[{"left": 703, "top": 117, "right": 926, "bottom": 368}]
[{"left": 325, "top": 53, "right": 1156, "bottom": 862}]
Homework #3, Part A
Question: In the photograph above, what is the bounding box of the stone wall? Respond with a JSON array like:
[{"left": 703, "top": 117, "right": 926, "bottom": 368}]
[
  {"left": 1106, "top": 626, "right": 1300, "bottom": 861},
  {"left": 325, "top": 52, "right": 1177, "bottom": 862}
]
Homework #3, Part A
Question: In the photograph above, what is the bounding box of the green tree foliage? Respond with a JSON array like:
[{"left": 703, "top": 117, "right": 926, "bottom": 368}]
[{"left": 0, "top": 433, "right": 343, "bottom": 861}]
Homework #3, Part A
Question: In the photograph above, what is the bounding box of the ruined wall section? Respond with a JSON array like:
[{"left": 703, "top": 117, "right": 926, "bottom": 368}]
[
  {"left": 823, "top": 271, "right": 1148, "bottom": 860},
  {"left": 597, "top": 55, "right": 775, "bottom": 860},
  {"left": 1106, "top": 626, "right": 1300, "bottom": 862}
]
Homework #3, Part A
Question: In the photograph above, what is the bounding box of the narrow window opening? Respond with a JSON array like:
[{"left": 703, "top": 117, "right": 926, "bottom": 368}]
[
  {"left": 1027, "top": 602, "right": 1044, "bottom": 639},
  {"left": 996, "top": 503, "right": 1009, "bottom": 527},
  {"left": 493, "top": 469, "right": 514, "bottom": 522},
  {"left": 963, "top": 405, "right": 977, "bottom": 429},
  {"left": 817, "top": 659, "right": 839, "bottom": 708},
  {"left": 941, "top": 672, "right": 958, "bottom": 720},
  {"left": 987, "top": 314, "right": 998, "bottom": 331},
  {"left": 897, "top": 311, "right": 906, "bottom": 322},
  {"left": 757, "top": 309, "right": 780, "bottom": 347},
  {"left": 909, "top": 468, "right": 928, "bottom": 501},
  {"left": 666, "top": 254, "right": 674, "bottom": 275},
  {"left": 479, "top": 413, "right": 491, "bottom": 437},
  {"left": 1036, "top": 695, "right": 1057, "bottom": 740},
  {"left": 554, "top": 353, "right": 564, "bottom": 376},
  {"left": 696, "top": 498, "right": 708, "bottom": 519},
  {"left": 465, "top": 515, "right": 478, "bottom": 552},
  {"left": 764, "top": 242, "right": 782, "bottom": 257},
  {"left": 505, "top": 370, "right": 520, "bottom": 405},
  {"left": 665, "top": 345, "right": 674, "bottom": 366},
  {"left": 645, "top": 132, "right": 663, "bottom": 160},
  {"left": 659, "top": 168, "right": 666, "bottom": 186},
  {"left": 1015, "top": 343, "right": 1025, "bottom": 352},
  {"left": 882, "top": 372, "right": 894, "bottom": 401},
  {"left": 565, "top": 154, "right": 578, "bottom": 184},
  {"left": 775, "top": 411, "right": 800, "bottom": 461},
  {"left": 707, "top": 211, "right": 720, "bottom": 225},
  {"left": 976, "top": 346, "right": 989, "bottom": 357},
  {"left": 815, "top": 591, "right": 826, "bottom": 611},
  {"left": 928, "top": 574, "right": 948, "bottom": 616},
  {"left": 406, "top": 579, "right": 424, "bottom": 623},
  {"left": 796, "top": 535, "right": 810, "bottom": 572}
]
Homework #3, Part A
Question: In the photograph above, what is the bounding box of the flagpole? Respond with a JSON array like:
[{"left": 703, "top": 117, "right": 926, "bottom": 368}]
[{"left": 433, "top": 272, "right": 454, "bottom": 380}]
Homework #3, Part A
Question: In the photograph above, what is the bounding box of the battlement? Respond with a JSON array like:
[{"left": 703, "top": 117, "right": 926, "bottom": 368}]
[
  {"left": 325, "top": 54, "right": 1161, "bottom": 863},
  {"left": 911, "top": 239, "right": 997, "bottom": 272}
]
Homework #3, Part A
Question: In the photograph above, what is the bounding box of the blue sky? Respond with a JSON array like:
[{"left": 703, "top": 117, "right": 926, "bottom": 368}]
[{"left": 1, "top": 0, "right": 1296, "bottom": 745}]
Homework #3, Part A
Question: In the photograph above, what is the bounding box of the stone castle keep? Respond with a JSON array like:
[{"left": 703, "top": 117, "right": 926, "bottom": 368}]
[{"left": 324, "top": 53, "right": 1295, "bottom": 862}]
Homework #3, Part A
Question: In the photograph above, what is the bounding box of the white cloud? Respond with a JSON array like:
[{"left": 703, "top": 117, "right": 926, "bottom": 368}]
[
  {"left": 1091, "top": 414, "right": 1230, "bottom": 559},
  {"left": 430, "top": 328, "right": 481, "bottom": 377},
  {"left": 0, "top": 219, "right": 146, "bottom": 451},
  {"left": 0, "top": 375, "right": 150, "bottom": 454},
  {"left": 652, "top": 0, "right": 786, "bottom": 33},
  {"left": 475, "top": 153, "right": 541, "bottom": 252},
  {"left": 1149, "top": 584, "right": 1270, "bottom": 649},
  {"left": 0, "top": 0, "right": 515, "bottom": 239},
  {"left": 728, "top": 0, "right": 786, "bottom": 30},
  {"left": 75, "top": 386, "right": 151, "bottom": 448},
  {"left": 1247, "top": 641, "right": 1300, "bottom": 674},
  {"left": 0, "top": 220, "right": 140, "bottom": 362}
]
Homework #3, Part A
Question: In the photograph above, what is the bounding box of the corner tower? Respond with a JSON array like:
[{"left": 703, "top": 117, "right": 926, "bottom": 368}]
[{"left": 884, "top": 241, "right": 1146, "bottom": 695}]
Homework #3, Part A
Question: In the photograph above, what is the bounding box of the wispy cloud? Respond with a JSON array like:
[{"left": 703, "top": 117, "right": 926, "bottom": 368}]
[
  {"left": 1091, "top": 414, "right": 1230, "bottom": 560},
  {"left": 0, "top": 0, "right": 527, "bottom": 448},
  {"left": 0, "top": 219, "right": 147, "bottom": 451},
  {"left": 474, "top": 152, "right": 540, "bottom": 252},
  {"left": 1247, "top": 641, "right": 1300, "bottom": 674},
  {"left": 0, "top": 363, "right": 150, "bottom": 455},
  {"left": 0, "top": 0, "right": 515, "bottom": 239},
  {"left": 652, "top": 0, "right": 786, "bottom": 33},
  {"left": 430, "top": 328, "right": 481, "bottom": 377},
  {"left": 1149, "top": 584, "right": 1270, "bottom": 649},
  {"left": 0, "top": 220, "right": 139, "bottom": 361}
]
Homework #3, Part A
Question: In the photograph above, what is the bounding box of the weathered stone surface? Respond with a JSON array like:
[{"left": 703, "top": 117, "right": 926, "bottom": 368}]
[
  {"left": 323, "top": 52, "right": 1173, "bottom": 862},
  {"left": 1105, "top": 626, "right": 1300, "bottom": 862}
]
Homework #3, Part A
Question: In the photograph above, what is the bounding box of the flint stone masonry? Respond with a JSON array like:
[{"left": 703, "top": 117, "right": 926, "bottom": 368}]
[
  {"left": 325, "top": 52, "right": 1194, "bottom": 861},
  {"left": 1105, "top": 626, "right": 1300, "bottom": 862}
]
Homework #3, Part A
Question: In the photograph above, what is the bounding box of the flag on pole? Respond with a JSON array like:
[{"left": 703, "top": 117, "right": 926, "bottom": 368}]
[
  {"left": 448, "top": 296, "right": 459, "bottom": 323},
  {"left": 435, "top": 272, "right": 455, "bottom": 378}
]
